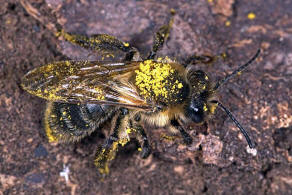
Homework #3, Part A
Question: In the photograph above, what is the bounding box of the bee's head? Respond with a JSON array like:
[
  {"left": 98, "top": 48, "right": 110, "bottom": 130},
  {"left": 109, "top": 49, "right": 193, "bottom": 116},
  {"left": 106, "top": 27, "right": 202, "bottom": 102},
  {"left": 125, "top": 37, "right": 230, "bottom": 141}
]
[
  {"left": 182, "top": 49, "right": 260, "bottom": 148},
  {"left": 184, "top": 69, "right": 216, "bottom": 124}
]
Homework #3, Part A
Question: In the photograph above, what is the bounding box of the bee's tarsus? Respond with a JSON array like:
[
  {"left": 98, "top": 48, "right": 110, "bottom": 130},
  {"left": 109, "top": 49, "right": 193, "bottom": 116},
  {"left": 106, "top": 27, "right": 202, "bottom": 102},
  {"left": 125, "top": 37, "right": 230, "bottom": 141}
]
[
  {"left": 140, "top": 142, "right": 151, "bottom": 159},
  {"left": 171, "top": 119, "right": 193, "bottom": 145},
  {"left": 210, "top": 100, "right": 256, "bottom": 149},
  {"left": 133, "top": 124, "right": 151, "bottom": 158}
]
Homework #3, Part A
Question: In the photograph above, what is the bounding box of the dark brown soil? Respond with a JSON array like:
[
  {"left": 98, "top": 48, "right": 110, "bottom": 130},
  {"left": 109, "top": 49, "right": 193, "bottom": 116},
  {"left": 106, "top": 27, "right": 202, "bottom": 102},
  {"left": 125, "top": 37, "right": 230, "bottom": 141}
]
[{"left": 1, "top": 0, "right": 292, "bottom": 194}]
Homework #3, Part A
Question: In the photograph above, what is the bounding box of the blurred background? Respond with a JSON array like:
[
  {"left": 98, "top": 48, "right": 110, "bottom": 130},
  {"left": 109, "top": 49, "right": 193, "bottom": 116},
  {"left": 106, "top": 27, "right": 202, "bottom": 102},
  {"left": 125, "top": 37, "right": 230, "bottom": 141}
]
[{"left": 0, "top": 0, "right": 291, "bottom": 194}]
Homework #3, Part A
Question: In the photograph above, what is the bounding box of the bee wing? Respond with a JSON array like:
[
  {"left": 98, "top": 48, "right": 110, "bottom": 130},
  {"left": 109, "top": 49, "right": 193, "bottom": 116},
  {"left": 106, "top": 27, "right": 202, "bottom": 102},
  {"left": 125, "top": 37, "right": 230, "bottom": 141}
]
[{"left": 22, "top": 61, "right": 154, "bottom": 110}]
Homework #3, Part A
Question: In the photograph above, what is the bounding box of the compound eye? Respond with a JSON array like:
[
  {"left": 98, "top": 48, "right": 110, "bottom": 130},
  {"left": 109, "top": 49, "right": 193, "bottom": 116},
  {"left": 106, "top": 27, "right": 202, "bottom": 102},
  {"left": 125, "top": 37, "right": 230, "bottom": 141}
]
[{"left": 186, "top": 100, "right": 204, "bottom": 123}]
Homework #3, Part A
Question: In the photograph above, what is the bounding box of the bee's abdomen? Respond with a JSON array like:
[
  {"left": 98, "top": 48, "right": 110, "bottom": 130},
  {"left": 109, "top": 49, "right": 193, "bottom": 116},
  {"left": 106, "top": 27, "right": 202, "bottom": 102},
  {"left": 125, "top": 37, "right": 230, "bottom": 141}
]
[{"left": 44, "top": 102, "right": 116, "bottom": 142}]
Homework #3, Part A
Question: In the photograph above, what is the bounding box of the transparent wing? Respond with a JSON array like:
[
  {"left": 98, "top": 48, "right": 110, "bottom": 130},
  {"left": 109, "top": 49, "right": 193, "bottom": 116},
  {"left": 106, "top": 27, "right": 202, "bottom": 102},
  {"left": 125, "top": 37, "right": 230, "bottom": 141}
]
[{"left": 22, "top": 61, "right": 154, "bottom": 110}]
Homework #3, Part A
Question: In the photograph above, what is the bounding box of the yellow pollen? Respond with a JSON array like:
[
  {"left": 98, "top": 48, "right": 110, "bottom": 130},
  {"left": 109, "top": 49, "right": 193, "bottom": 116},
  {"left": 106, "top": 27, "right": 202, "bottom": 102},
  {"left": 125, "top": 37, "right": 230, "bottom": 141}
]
[
  {"left": 123, "top": 42, "right": 129, "bottom": 47},
  {"left": 247, "top": 12, "right": 256, "bottom": 20},
  {"left": 46, "top": 128, "right": 59, "bottom": 142},
  {"left": 225, "top": 20, "right": 231, "bottom": 27},
  {"left": 135, "top": 59, "right": 183, "bottom": 100},
  {"left": 93, "top": 87, "right": 105, "bottom": 100},
  {"left": 126, "top": 128, "right": 134, "bottom": 134},
  {"left": 203, "top": 104, "right": 208, "bottom": 112},
  {"left": 210, "top": 103, "right": 218, "bottom": 114},
  {"left": 221, "top": 53, "right": 227, "bottom": 59},
  {"left": 119, "top": 138, "right": 129, "bottom": 147}
]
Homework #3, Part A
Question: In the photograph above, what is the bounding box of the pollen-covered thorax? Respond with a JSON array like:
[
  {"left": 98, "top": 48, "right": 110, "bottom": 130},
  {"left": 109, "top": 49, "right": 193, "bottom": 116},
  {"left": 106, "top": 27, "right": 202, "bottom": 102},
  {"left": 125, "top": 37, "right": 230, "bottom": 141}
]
[{"left": 135, "top": 58, "right": 188, "bottom": 104}]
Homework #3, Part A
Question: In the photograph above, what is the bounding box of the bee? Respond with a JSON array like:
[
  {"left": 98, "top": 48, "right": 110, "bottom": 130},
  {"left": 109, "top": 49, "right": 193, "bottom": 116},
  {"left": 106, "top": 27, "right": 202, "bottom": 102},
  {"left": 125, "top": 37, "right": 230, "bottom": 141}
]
[{"left": 21, "top": 11, "right": 260, "bottom": 174}]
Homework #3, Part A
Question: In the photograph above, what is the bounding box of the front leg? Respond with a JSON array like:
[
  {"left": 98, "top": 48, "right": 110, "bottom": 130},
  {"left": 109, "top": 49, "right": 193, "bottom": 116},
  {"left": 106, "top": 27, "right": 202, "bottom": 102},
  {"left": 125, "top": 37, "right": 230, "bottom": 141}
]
[
  {"left": 182, "top": 52, "right": 228, "bottom": 68},
  {"left": 183, "top": 54, "right": 215, "bottom": 67},
  {"left": 170, "top": 119, "right": 193, "bottom": 145},
  {"left": 147, "top": 9, "right": 175, "bottom": 59}
]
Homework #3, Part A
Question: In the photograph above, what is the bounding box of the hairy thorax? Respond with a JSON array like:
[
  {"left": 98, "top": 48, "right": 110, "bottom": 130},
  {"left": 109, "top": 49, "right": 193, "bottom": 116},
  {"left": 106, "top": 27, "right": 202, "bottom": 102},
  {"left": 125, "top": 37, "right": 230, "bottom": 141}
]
[{"left": 140, "top": 104, "right": 186, "bottom": 128}]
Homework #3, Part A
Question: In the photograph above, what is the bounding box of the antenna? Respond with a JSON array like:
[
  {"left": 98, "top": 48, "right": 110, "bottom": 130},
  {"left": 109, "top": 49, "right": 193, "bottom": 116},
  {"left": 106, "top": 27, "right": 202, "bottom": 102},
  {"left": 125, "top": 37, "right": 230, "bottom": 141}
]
[
  {"left": 214, "top": 49, "right": 261, "bottom": 91},
  {"left": 210, "top": 100, "right": 255, "bottom": 148}
]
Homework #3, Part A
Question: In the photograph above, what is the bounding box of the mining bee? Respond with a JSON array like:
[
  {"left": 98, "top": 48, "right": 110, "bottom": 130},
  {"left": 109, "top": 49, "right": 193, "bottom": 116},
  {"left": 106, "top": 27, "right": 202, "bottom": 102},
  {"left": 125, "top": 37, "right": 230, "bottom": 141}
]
[{"left": 22, "top": 11, "right": 260, "bottom": 174}]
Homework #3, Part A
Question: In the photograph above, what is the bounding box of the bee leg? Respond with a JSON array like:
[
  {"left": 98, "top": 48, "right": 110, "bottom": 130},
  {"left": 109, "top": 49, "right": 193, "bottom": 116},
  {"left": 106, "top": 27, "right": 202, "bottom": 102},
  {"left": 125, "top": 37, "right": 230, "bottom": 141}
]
[
  {"left": 170, "top": 119, "right": 193, "bottom": 145},
  {"left": 183, "top": 54, "right": 216, "bottom": 67},
  {"left": 94, "top": 136, "right": 118, "bottom": 175},
  {"left": 94, "top": 108, "right": 129, "bottom": 174},
  {"left": 134, "top": 125, "right": 151, "bottom": 158},
  {"left": 56, "top": 30, "right": 141, "bottom": 60},
  {"left": 183, "top": 51, "right": 229, "bottom": 67},
  {"left": 147, "top": 9, "right": 176, "bottom": 60}
]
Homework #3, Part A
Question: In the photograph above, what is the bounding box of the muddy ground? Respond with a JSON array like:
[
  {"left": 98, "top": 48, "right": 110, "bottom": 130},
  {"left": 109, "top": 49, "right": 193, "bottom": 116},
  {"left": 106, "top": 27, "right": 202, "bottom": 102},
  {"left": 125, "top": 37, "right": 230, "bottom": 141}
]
[{"left": 0, "top": 0, "right": 292, "bottom": 194}]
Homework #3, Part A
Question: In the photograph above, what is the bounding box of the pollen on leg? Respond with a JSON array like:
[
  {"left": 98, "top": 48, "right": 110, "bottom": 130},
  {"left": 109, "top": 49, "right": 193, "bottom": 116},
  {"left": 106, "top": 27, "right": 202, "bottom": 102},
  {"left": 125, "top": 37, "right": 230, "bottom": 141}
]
[{"left": 94, "top": 142, "right": 119, "bottom": 175}]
